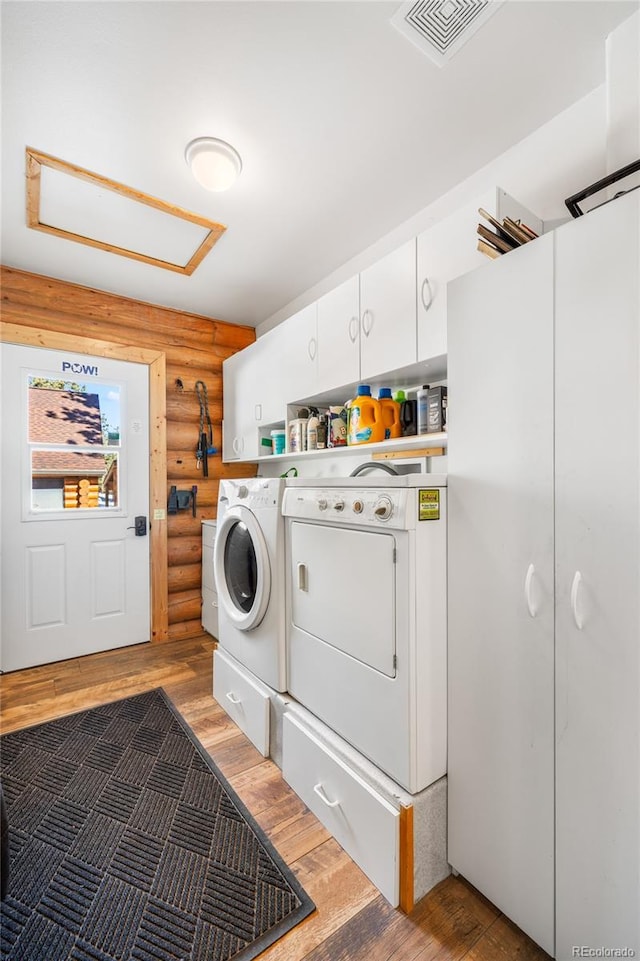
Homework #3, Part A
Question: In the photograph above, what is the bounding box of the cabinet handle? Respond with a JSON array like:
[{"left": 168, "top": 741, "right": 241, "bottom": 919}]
[
  {"left": 361, "top": 309, "right": 373, "bottom": 336},
  {"left": 570, "top": 570, "right": 584, "bottom": 630},
  {"left": 254, "top": 403, "right": 262, "bottom": 422},
  {"left": 348, "top": 316, "right": 359, "bottom": 343},
  {"left": 225, "top": 691, "right": 241, "bottom": 705},
  {"left": 297, "top": 562, "right": 308, "bottom": 592},
  {"left": 308, "top": 337, "right": 317, "bottom": 361},
  {"left": 232, "top": 437, "right": 240, "bottom": 455},
  {"left": 313, "top": 782, "right": 340, "bottom": 808},
  {"left": 524, "top": 563, "right": 538, "bottom": 618},
  {"left": 421, "top": 277, "right": 434, "bottom": 312}
]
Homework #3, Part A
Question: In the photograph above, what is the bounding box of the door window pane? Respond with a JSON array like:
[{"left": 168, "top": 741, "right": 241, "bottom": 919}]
[
  {"left": 27, "top": 378, "right": 121, "bottom": 511},
  {"left": 28, "top": 378, "right": 121, "bottom": 447},
  {"left": 30, "top": 451, "right": 119, "bottom": 509}
]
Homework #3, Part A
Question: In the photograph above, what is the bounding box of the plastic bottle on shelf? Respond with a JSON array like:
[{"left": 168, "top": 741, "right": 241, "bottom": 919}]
[
  {"left": 288, "top": 407, "right": 309, "bottom": 453},
  {"left": 378, "top": 388, "right": 401, "bottom": 439},
  {"left": 416, "top": 385, "right": 430, "bottom": 435},
  {"left": 306, "top": 408, "right": 319, "bottom": 451},
  {"left": 317, "top": 414, "right": 328, "bottom": 449},
  {"left": 347, "top": 385, "right": 385, "bottom": 445}
]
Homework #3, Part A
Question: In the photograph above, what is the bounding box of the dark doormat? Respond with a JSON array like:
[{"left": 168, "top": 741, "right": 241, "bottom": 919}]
[{"left": 0, "top": 688, "right": 315, "bottom": 961}]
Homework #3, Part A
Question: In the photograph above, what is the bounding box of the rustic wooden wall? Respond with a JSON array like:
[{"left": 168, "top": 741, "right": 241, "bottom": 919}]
[{"left": 1, "top": 265, "right": 256, "bottom": 641}]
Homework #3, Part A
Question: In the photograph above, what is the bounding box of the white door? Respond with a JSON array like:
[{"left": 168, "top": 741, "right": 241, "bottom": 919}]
[
  {"left": 0, "top": 344, "right": 150, "bottom": 672},
  {"left": 554, "top": 192, "right": 640, "bottom": 957},
  {"left": 447, "top": 233, "right": 555, "bottom": 956}
]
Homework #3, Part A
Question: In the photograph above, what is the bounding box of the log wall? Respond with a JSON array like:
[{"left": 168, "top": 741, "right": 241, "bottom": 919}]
[{"left": 0, "top": 265, "right": 256, "bottom": 641}]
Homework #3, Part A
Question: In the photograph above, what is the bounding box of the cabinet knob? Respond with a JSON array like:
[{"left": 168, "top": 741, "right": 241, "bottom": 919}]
[{"left": 361, "top": 309, "right": 374, "bottom": 337}]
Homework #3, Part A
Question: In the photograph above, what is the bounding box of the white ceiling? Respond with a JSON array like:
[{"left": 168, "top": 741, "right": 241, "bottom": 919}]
[{"left": 1, "top": 0, "right": 637, "bottom": 328}]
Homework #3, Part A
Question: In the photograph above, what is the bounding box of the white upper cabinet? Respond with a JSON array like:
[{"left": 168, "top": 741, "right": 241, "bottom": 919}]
[
  {"left": 359, "top": 239, "right": 417, "bottom": 382},
  {"left": 417, "top": 195, "right": 489, "bottom": 362},
  {"left": 222, "top": 342, "right": 262, "bottom": 460},
  {"left": 222, "top": 329, "right": 284, "bottom": 459},
  {"left": 417, "top": 189, "right": 543, "bottom": 364},
  {"left": 276, "top": 302, "right": 318, "bottom": 402},
  {"left": 316, "top": 274, "right": 360, "bottom": 394}
]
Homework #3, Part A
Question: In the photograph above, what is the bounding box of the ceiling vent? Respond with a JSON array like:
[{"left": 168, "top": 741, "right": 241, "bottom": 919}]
[{"left": 391, "top": 0, "right": 505, "bottom": 67}]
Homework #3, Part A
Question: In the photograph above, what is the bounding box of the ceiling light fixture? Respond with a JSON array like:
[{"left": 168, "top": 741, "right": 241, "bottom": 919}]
[{"left": 185, "top": 137, "right": 242, "bottom": 192}]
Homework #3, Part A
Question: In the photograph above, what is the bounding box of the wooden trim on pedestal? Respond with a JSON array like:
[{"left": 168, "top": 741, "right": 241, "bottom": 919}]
[
  {"left": 0, "top": 322, "right": 169, "bottom": 642},
  {"left": 399, "top": 803, "right": 414, "bottom": 913}
]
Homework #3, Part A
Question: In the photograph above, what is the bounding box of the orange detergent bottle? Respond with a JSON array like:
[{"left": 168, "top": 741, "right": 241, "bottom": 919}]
[
  {"left": 347, "top": 385, "right": 385, "bottom": 445},
  {"left": 378, "top": 387, "right": 401, "bottom": 439}
]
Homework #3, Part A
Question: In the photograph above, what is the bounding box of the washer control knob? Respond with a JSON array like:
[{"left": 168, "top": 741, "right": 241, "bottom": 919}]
[
  {"left": 352, "top": 499, "right": 364, "bottom": 514},
  {"left": 374, "top": 496, "right": 393, "bottom": 520},
  {"left": 333, "top": 499, "right": 345, "bottom": 512},
  {"left": 317, "top": 497, "right": 328, "bottom": 511},
  {"left": 238, "top": 485, "right": 249, "bottom": 499}
]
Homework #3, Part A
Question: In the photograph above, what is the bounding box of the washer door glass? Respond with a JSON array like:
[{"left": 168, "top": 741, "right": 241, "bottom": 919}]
[
  {"left": 224, "top": 520, "right": 257, "bottom": 613},
  {"left": 214, "top": 505, "right": 271, "bottom": 631}
]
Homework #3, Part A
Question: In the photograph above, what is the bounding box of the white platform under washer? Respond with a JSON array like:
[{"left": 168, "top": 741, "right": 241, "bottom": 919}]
[
  {"left": 283, "top": 474, "right": 447, "bottom": 794},
  {"left": 214, "top": 477, "right": 287, "bottom": 691}
]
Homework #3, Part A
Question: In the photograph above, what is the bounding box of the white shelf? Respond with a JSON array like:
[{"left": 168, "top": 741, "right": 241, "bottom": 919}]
[{"left": 231, "top": 432, "right": 447, "bottom": 464}]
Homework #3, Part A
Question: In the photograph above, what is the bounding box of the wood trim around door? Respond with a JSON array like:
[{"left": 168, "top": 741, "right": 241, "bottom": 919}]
[{"left": 0, "top": 322, "right": 169, "bottom": 642}]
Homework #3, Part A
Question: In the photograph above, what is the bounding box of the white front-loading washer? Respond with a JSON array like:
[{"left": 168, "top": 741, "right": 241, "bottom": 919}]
[{"left": 214, "top": 477, "right": 286, "bottom": 691}]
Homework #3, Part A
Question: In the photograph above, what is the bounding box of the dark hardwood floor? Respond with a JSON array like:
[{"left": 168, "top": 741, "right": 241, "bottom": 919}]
[{"left": 0, "top": 635, "right": 551, "bottom": 961}]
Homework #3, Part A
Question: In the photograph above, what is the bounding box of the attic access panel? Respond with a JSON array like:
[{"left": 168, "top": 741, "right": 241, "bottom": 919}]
[{"left": 25, "top": 148, "right": 226, "bottom": 275}]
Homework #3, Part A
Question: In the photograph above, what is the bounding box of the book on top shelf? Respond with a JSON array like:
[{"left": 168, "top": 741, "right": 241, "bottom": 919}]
[
  {"left": 477, "top": 207, "right": 540, "bottom": 255},
  {"left": 477, "top": 223, "right": 517, "bottom": 254},
  {"left": 477, "top": 238, "right": 501, "bottom": 260}
]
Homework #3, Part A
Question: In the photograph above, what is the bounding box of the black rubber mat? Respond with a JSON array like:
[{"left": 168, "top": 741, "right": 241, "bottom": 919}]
[{"left": 0, "top": 688, "right": 314, "bottom": 960}]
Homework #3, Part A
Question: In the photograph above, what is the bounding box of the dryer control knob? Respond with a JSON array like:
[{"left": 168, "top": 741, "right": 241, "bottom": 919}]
[
  {"left": 352, "top": 499, "right": 364, "bottom": 514},
  {"left": 374, "top": 496, "right": 393, "bottom": 520},
  {"left": 333, "top": 499, "right": 345, "bottom": 512},
  {"left": 317, "top": 498, "right": 328, "bottom": 511}
]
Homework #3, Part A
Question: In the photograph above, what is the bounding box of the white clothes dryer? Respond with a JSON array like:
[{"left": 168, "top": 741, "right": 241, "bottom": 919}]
[{"left": 214, "top": 477, "right": 286, "bottom": 691}]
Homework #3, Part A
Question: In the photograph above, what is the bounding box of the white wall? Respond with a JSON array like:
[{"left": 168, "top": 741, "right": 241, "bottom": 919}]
[
  {"left": 606, "top": 9, "right": 640, "bottom": 173},
  {"left": 257, "top": 84, "right": 607, "bottom": 337}
]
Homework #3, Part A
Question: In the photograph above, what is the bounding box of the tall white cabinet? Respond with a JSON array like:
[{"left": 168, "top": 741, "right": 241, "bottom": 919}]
[
  {"left": 447, "top": 231, "right": 556, "bottom": 954},
  {"left": 553, "top": 192, "right": 639, "bottom": 958},
  {"left": 447, "top": 191, "right": 639, "bottom": 959}
]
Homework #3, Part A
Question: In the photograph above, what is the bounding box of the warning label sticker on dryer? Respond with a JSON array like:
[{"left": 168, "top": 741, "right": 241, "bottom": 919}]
[{"left": 419, "top": 489, "right": 440, "bottom": 521}]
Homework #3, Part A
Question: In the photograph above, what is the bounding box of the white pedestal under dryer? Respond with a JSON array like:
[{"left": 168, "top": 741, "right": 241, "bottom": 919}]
[{"left": 214, "top": 477, "right": 287, "bottom": 691}]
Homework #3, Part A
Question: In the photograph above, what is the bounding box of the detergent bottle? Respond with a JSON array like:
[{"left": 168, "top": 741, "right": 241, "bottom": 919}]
[
  {"left": 378, "top": 388, "right": 401, "bottom": 439},
  {"left": 347, "top": 385, "right": 385, "bottom": 445}
]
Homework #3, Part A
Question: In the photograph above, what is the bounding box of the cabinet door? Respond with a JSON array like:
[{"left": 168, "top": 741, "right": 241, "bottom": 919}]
[
  {"left": 359, "top": 240, "right": 416, "bottom": 381},
  {"left": 555, "top": 192, "right": 639, "bottom": 958},
  {"left": 316, "top": 275, "right": 360, "bottom": 393},
  {"left": 417, "top": 197, "right": 489, "bottom": 362},
  {"left": 275, "top": 302, "right": 318, "bottom": 403},
  {"left": 447, "top": 233, "right": 555, "bottom": 956},
  {"left": 250, "top": 328, "right": 283, "bottom": 425},
  {"left": 222, "top": 344, "right": 262, "bottom": 460}
]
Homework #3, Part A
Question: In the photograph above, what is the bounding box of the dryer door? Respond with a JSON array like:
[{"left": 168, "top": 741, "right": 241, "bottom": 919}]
[{"left": 214, "top": 506, "right": 272, "bottom": 631}]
